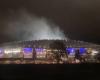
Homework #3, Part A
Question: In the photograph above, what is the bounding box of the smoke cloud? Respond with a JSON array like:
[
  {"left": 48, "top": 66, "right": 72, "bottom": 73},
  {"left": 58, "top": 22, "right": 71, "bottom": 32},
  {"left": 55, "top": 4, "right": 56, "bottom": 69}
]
[{"left": 4, "top": 10, "right": 67, "bottom": 41}]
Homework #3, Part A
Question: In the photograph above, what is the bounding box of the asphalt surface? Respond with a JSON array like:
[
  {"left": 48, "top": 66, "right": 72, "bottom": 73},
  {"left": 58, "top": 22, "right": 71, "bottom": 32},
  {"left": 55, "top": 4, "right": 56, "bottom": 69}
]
[{"left": 0, "top": 64, "right": 99, "bottom": 80}]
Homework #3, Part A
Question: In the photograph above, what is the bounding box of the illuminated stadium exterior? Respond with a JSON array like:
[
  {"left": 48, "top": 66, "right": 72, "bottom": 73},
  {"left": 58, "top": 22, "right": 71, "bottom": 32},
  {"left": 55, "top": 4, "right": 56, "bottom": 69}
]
[{"left": 0, "top": 39, "right": 100, "bottom": 64}]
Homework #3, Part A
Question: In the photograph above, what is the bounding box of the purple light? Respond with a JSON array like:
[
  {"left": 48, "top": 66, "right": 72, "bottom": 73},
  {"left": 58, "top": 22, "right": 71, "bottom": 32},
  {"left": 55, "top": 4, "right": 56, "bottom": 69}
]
[
  {"left": 0, "top": 48, "right": 3, "bottom": 54},
  {"left": 23, "top": 48, "right": 33, "bottom": 54},
  {"left": 66, "top": 48, "right": 75, "bottom": 55},
  {"left": 0, "top": 48, "right": 4, "bottom": 58},
  {"left": 35, "top": 48, "right": 44, "bottom": 52},
  {"left": 79, "top": 48, "right": 86, "bottom": 54}
]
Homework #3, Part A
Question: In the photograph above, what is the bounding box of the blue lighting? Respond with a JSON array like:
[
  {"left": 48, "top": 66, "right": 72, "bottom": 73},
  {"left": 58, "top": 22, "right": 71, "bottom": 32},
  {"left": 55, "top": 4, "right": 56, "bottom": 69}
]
[
  {"left": 66, "top": 48, "right": 75, "bottom": 54},
  {"left": 23, "top": 48, "right": 33, "bottom": 53},
  {"left": 35, "top": 48, "right": 43, "bottom": 52},
  {"left": 0, "top": 48, "right": 3, "bottom": 54},
  {"left": 79, "top": 48, "right": 86, "bottom": 54}
]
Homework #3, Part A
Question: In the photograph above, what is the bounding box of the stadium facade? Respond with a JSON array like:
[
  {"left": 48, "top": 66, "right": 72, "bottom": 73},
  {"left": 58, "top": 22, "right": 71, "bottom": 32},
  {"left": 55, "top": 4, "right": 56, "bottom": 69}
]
[{"left": 0, "top": 39, "right": 100, "bottom": 64}]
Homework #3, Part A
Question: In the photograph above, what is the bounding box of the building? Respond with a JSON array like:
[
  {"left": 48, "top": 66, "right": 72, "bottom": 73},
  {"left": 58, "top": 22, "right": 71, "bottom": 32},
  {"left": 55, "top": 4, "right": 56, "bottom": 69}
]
[{"left": 0, "top": 39, "right": 100, "bottom": 64}]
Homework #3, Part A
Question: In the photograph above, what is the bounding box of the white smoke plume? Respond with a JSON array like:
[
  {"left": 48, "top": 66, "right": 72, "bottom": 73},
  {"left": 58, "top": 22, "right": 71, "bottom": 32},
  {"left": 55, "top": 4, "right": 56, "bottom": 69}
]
[{"left": 4, "top": 10, "right": 67, "bottom": 41}]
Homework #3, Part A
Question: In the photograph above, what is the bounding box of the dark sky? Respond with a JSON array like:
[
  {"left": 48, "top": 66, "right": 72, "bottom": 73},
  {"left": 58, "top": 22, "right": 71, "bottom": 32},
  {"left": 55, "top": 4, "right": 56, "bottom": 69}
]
[{"left": 0, "top": 0, "right": 100, "bottom": 44}]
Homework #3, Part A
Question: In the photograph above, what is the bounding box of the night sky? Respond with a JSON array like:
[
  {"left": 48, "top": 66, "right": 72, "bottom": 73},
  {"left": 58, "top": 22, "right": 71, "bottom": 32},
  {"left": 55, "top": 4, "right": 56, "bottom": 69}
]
[{"left": 0, "top": 0, "right": 100, "bottom": 44}]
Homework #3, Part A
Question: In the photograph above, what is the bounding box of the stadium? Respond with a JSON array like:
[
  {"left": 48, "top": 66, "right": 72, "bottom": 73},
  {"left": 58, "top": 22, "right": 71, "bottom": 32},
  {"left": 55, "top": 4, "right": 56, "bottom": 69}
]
[{"left": 0, "top": 39, "right": 100, "bottom": 64}]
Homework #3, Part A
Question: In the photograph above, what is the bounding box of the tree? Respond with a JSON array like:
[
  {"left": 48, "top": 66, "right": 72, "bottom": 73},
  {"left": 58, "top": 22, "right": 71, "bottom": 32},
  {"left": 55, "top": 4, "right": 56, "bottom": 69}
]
[{"left": 49, "top": 40, "right": 67, "bottom": 64}]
